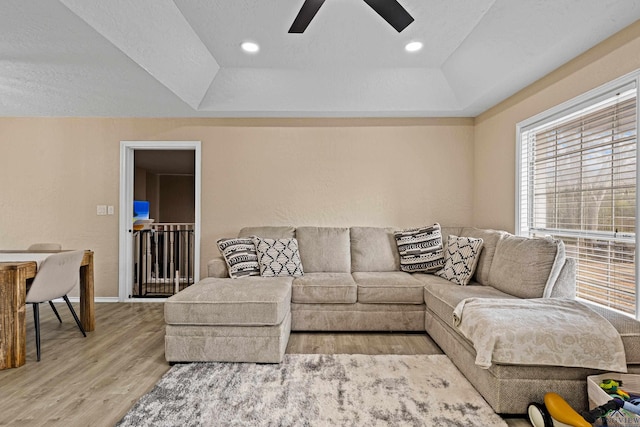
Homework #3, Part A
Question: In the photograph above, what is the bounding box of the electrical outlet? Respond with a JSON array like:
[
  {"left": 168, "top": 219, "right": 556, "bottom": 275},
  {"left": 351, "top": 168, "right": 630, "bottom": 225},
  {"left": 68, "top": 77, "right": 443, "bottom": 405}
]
[
  {"left": 97, "top": 205, "right": 107, "bottom": 215},
  {"left": 107, "top": 205, "right": 114, "bottom": 215}
]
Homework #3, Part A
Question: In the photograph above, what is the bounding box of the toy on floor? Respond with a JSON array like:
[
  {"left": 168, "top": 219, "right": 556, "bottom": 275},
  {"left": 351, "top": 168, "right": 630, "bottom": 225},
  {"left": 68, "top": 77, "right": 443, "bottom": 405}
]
[
  {"left": 528, "top": 393, "right": 591, "bottom": 427},
  {"left": 581, "top": 396, "right": 640, "bottom": 423},
  {"left": 579, "top": 378, "right": 640, "bottom": 422},
  {"left": 528, "top": 383, "right": 640, "bottom": 427},
  {"left": 599, "top": 379, "right": 630, "bottom": 400}
]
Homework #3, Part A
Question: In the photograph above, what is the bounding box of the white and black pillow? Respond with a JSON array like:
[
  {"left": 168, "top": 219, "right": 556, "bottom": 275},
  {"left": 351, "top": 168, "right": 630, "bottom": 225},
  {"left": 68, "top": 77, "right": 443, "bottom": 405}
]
[
  {"left": 394, "top": 223, "right": 444, "bottom": 273},
  {"left": 217, "top": 237, "right": 260, "bottom": 279},
  {"left": 435, "top": 235, "right": 484, "bottom": 286},
  {"left": 252, "top": 237, "right": 304, "bottom": 277}
]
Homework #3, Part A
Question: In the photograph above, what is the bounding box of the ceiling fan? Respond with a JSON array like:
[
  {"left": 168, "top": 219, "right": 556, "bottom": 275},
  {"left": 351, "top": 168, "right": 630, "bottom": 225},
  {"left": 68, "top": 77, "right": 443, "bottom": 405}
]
[{"left": 289, "top": 0, "right": 414, "bottom": 34}]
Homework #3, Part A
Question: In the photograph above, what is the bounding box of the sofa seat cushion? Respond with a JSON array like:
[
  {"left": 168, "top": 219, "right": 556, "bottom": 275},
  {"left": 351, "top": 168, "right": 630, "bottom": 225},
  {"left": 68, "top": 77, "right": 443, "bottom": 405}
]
[
  {"left": 165, "top": 277, "right": 292, "bottom": 326},
  {"left": 417, "top": 273, "right": 517, "bottom": 330},
  {"left": 292, "top": 273, "right": 357, "bottom": 304},
  {"left": 296, "top": 227, "right": 351, "bottom": 273},
  {"left": 354, "top": 272, "right": 425, "bottom": 304}
]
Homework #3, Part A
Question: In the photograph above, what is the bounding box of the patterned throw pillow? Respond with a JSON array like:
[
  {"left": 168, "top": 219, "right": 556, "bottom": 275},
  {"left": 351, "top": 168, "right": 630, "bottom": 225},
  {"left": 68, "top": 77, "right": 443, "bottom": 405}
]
[
  {"left": 217, "top": 237, "right": 261, "bottom": 279},
  {"left": 394, "top": 224, "right": 444, "bottom": 273},
  {"left": 435, "top": 235, "right": 484, "bottom": 285},
  {"left": 252, "top": 237, "right": 304, "bottom": 277}
]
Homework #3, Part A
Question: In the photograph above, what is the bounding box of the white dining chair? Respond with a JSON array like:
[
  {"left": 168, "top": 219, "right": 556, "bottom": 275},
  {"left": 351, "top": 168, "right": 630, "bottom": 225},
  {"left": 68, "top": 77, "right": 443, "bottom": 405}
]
[
  {"left": 28, "top": 243, "right": 62, "bottom": 251},
  {"left": 27, "top": 243, "right": 63, "bottom": 319},
  {"left": 26, "top": 250, "right": 86, "bottom": 361}
]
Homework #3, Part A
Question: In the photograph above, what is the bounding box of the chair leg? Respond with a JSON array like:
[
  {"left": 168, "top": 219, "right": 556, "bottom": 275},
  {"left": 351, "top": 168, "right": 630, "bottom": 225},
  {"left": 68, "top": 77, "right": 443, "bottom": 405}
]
[
  {"left": 62, "top": 295, "right": 86, "bottom": 337},
  {"left": 48, "top": 301, "right": 62, "bottom": 323},
  {"left": 33, "top": 303, "right": 41, "bottom": 362}
]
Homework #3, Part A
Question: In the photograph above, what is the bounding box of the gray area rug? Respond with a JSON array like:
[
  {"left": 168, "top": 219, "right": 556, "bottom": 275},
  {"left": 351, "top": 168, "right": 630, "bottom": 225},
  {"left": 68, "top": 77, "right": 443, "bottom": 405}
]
[{"left": 118, "top": 354, "right": 506, "bottom": 426}]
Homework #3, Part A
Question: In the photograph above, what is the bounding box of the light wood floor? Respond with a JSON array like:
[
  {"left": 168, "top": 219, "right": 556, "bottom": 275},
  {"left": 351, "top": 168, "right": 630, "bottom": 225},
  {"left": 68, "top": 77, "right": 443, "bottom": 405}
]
[{"left": 0, "top": 303, "right": 530, "bottom": 426}]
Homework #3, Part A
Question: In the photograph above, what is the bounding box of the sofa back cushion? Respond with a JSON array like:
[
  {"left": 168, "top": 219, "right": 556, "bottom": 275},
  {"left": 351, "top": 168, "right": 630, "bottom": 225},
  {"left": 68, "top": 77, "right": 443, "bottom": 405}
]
[
  {"left": 488, "top": 234, "right": 566, "bottom": 299},
  {"left": 238, "top": 226, "right": 296, "bottom": 239},
  {"left": 460, "top": 228, "right": 506, "bottom": 285},
  {"left": 296, "top": 227, "right": 351, "bottom": 273},
  {"left": 440, "top": 227, "right": 463, "bottom": 242},
  {"left": 440, "top": 227, "right": 462, "bottom": 254},
  {"left": 350, "top": 227, "right": 400, "bottom": 272}
]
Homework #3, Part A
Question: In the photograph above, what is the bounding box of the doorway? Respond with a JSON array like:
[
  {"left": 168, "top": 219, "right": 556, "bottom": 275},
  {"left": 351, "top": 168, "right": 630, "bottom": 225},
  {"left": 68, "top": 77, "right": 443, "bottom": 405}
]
[{"left": 119, "top": 141, "right": 201, "bottom": 301}]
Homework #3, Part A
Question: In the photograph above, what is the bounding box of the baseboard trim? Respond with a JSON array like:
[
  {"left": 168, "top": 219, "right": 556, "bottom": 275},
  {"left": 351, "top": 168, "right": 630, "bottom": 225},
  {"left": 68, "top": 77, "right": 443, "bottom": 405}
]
[
  {"left": 95, "top": 297, "right": 121, "bottom": 303},
  {"left": 51, "top": 297, "right": 165, "bottom": 303},
  {"left": 52, "top": 297, "right": 120, "bottom": 303},
  {"left": 125, "top": 298, "right": 167, "bottom": 303}
]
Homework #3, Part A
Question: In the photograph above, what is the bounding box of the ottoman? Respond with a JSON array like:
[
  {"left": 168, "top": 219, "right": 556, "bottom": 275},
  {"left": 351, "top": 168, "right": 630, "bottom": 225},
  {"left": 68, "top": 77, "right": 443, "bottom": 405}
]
[{"left": 164, "top": 277, "right": 292, "bottom": 363}]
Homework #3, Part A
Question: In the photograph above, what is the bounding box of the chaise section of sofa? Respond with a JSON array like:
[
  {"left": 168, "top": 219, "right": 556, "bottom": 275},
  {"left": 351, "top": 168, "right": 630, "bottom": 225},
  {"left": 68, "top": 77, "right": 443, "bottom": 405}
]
[
  {"left": 165, "top": 277, "right": 292, "bottom": 363},
  {"left": 418, "top": 228, "right": 639, "bottom": 414}
]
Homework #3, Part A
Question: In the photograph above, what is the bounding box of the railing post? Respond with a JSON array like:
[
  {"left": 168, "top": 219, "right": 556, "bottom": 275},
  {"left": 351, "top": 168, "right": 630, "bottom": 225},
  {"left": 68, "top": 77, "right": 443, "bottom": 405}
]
[{"left": 169, "top": 225, "right": 175, "bottom": 289}]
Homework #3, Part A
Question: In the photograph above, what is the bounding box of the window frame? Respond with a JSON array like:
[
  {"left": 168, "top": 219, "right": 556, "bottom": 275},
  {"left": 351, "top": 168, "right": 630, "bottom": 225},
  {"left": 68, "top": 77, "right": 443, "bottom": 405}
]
[{"left": 515, "top": 69, "right": 640, "bottom": 319}]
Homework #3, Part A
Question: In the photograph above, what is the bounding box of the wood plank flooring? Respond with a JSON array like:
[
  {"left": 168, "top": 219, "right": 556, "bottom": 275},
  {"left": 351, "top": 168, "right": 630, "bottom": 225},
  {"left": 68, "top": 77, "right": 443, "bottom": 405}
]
[
  {"left": 287, "top": 331, "right": 444, "bottom": 355},
  {"left": 0, "top": 303, "right": 530, "bottom": 426}
]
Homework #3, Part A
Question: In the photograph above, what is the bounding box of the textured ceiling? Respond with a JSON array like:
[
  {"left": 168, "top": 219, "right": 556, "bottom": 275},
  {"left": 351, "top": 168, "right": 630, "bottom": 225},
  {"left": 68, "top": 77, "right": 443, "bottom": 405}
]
[{"left": 1, "top": 0, "right": 639, "bottom": 118}]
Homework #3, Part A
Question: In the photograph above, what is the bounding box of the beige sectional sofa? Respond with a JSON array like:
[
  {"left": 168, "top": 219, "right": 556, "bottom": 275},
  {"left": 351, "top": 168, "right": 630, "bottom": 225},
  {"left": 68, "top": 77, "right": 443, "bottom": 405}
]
[{"left": 164, "top": 225, "right": 640, "bottom": 414}]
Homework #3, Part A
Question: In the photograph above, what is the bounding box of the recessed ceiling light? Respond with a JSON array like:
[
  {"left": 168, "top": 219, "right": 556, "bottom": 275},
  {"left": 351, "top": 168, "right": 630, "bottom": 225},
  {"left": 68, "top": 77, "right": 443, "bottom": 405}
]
[
  {"left": 241, "top": 41, "right": 260, "bottom": 54},
  {"left": 405, "top": 41, "right": 423, "bottom": 52}
]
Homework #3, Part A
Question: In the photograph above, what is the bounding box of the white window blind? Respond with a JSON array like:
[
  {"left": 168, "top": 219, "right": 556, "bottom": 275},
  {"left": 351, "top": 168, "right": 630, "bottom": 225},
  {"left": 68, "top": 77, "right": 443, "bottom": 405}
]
[{"left": 518, "top": 82, "right": 638, "bottom": 316}]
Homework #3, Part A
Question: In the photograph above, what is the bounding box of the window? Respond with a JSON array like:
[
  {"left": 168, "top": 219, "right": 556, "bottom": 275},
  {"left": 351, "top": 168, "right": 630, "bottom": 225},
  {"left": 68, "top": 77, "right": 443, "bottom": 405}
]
[{"left": 517, "top": 73, "right": 639, "bottom": 318}]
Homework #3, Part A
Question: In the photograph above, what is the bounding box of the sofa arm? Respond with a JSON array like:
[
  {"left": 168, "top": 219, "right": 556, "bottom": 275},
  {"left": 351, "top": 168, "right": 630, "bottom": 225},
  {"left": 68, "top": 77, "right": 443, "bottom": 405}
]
[
  {"left": 207, "top": 257, "right": 229, "bottom": 278},
  {"left": 550, "top": 257, "right": 576, "bottom": 299}
]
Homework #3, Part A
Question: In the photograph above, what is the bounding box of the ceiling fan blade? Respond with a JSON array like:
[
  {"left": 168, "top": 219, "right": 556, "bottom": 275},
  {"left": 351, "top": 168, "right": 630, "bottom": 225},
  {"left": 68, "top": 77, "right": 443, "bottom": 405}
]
[
  {"left": 362, "top": 0, "right": 414, "bottom": 33},
  {"left": 289, "top": 0, "right": 326, "bottom": 33}
]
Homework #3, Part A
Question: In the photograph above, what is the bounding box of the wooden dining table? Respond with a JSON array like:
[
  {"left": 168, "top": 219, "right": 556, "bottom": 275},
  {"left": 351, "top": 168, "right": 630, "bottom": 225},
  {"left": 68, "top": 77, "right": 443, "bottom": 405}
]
[{"left": 0, "top": 250, "right": 94, "bottom": 369}]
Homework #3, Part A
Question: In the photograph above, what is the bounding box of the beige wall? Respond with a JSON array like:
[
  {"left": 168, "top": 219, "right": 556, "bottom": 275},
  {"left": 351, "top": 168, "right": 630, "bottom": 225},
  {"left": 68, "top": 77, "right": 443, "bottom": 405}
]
[
  {"left": 134, "top": 167, "right": 146, "bottom": 200},
  {"left": 473, "top": 20, "right": 640, "bottom": 232},
  {"left": 147, "top": 171, "right": 160, "bottom": 220},
  {"left": 159, "top": 175, "right": 195, "bottom": 223},
  {"left": 0, "top": 117, "right": 474, "bottom": 297}
]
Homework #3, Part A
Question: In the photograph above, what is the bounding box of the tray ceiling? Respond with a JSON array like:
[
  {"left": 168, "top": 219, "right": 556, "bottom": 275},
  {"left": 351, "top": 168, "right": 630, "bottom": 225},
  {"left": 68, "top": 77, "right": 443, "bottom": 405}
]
[{"left": 1, "top": 0, "right": 639, "bottom": 117}]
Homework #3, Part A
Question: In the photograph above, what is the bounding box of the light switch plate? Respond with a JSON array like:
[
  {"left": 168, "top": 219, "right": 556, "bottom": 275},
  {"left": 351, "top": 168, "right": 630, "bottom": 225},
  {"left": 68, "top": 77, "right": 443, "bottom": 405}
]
[
  {"left": 107, "top": 205, "right": 114, "bottom": 215},
  {"left": 97, "top": 205, "right": 107, "bottom": 215}
]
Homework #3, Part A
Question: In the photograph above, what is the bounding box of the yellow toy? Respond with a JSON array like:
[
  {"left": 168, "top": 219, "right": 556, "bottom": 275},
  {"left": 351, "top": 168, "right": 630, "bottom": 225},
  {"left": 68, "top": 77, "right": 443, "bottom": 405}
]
[{"left": 528, "top": 393, "right": 591, "bottom": 427}]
